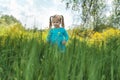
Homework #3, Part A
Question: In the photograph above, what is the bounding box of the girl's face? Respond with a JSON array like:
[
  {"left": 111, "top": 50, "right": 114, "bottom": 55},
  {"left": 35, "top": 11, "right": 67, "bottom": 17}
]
[{"left": 52, "top": 18, "right": 61, "bottom": 28}]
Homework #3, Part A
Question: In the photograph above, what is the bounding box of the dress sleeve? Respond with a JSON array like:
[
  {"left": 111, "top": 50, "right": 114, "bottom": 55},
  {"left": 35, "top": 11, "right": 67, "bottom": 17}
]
[
  {"left": 46, "top": 29, "right": 52, "bottom": 42},
  {"left": 63, "top": 29, "right": 69, "bottom": 42}
]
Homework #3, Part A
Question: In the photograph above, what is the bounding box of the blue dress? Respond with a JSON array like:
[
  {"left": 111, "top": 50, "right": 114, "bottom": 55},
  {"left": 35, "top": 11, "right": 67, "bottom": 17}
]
[{"left": 47, "top": 27, "right": 69, "bottom": 52}]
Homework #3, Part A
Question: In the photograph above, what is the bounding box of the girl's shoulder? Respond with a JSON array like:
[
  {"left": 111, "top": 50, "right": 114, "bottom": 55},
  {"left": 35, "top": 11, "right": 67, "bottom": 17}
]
[
  {"left": 52, "top": 27, "right": 64, "bottom": 30},
  {"left": 60, "top": 27, "right": 66, "bottom": 32},
  {"left": 59, "top": 27, "right": 65, "bottom": 30},
  {"left": 49, "top": 28, "right": 54, "bottom": 31},
  {"left": 52, "top": 27, "right": 66, "bottom": 32},
  {"left": 48, "top": 29, "right": 54, "bottom": 34}
]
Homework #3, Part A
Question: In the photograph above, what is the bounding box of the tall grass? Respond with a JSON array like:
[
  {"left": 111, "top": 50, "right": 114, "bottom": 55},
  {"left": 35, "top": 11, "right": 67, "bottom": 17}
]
[{"left": 0, "top": 30, "right": 120, "bottom": 80}]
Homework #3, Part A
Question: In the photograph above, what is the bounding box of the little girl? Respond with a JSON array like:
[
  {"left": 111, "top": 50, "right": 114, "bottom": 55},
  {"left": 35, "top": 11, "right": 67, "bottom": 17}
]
[{"left": 47, "top": 14, "right": 69, "bottom": 52}]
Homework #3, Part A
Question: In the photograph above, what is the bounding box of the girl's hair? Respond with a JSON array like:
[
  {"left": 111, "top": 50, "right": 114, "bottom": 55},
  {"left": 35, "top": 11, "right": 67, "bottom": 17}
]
[
  {"left": 49, "top": 15, "right": 65, "bottom": 28},
  {"left": 61, "top": 15, "right": 64, "bottom": 28},
  {"left": 49, "top": 16, "right": 52, "bottom": 29}
]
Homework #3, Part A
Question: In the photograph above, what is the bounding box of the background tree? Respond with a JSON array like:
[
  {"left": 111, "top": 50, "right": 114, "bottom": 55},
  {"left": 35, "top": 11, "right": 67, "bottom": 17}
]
[
  {"left": 62, "top": 0, "right": 118, "bottom": 31},
  {"left": 0, "top": 15, "right": 21, "bottom": 26},
  {"left": 112, "top": 0, "right": 120, "bottom": 28}
]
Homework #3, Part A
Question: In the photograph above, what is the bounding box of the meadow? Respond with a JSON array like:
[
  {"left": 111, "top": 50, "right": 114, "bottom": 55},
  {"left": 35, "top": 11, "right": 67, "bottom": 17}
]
[{"left": 0, "top": 23, "right": 120, "bottom": 80}]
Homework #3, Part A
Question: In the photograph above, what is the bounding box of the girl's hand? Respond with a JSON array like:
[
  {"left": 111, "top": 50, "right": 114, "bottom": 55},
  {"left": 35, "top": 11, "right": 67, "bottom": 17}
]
[{"left": 62, "top": 40, "right": 66, "bottom": 45}]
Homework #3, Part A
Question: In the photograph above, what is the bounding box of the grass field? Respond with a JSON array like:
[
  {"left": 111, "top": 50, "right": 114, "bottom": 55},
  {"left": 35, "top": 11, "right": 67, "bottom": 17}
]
[{"left": 0, "top": 23, "right": 120, "bottom": 80}]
